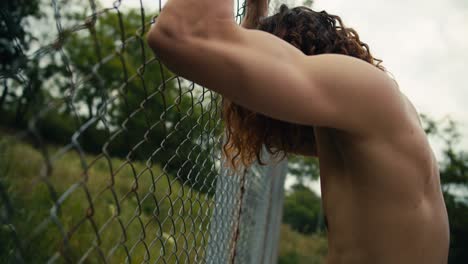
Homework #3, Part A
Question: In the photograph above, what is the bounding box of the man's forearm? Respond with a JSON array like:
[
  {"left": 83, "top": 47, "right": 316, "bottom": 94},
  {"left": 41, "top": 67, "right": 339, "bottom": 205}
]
[{"left": 241, "top": 0, "right": 269, "bottom": 29}]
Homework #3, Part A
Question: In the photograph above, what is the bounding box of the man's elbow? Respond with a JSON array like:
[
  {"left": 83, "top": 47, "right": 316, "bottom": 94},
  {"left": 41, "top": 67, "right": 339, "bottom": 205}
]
[
  {"left": 147, "top": 13, "right": 235, "bottom": 54},
  {"left": 147, "top": 18, "right": 182, "bottom": 54}
]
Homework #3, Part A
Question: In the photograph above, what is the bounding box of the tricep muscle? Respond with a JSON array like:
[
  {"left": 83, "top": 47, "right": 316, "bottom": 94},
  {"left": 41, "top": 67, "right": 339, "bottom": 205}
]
[{"left": 148, "top": 22, "right": 405, "bottom": 136}]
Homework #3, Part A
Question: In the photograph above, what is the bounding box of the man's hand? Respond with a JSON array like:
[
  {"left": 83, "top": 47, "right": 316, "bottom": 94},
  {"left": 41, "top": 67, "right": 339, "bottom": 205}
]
[{"left": 241, "top": 0, "right": 269, "bottom": 29}]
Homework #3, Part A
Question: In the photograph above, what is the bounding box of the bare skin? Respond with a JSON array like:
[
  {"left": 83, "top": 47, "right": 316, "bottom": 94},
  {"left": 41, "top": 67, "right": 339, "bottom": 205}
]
[
  {"left": 312, "top": 95, "right": 450, "bottom": 263},
  {"left": 147, "top": 0, "right": 450, "bottom": 263}
]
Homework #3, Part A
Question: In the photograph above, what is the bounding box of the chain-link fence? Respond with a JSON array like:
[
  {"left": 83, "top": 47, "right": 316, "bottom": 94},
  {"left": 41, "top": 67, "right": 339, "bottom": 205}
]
[{"left": 0, "top": 0, "right": 287, "bottom": 263}]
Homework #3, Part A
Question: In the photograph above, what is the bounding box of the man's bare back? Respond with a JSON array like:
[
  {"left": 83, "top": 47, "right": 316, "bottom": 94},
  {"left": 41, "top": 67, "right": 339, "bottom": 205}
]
[{"left": 314, "top": 94, "right": 450, "bottom": 263}]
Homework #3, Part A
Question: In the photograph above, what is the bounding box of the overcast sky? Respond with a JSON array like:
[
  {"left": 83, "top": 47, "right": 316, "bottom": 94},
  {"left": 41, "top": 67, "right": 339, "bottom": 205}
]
[{"left": 99, "top": 0, "right": 468, "bottom": 194}]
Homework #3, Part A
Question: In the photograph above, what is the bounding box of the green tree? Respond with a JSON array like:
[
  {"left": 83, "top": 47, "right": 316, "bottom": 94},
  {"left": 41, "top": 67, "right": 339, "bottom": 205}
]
[
  {"left": 288, "top": 154, "right": 320, "bottom": 184},
  {"left": 62, "top": 9, "right": 220, "bottom": 193},
  {"left": 1, "top": 3, "right": 220, "bottom": 193},
  {"left": 0, "top": 0, "right": 48, "bottom": 124},
  {"left": 283, "top": 183, "right": 323, "bottom": 234},
  {"left": 421, "top": 114, "right": 468, "bottom": 263},
  {"left": 0, "top": 0, "right": 41, "bottom": 75},
  {"left": 0, "top": 0, "right": 82, "bottom": 126}
]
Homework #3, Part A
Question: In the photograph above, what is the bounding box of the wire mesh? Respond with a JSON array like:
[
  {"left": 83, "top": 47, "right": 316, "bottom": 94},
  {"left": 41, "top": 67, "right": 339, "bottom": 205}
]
[{"left": 0, "top": 0, "right": 287, "bottom": 263}]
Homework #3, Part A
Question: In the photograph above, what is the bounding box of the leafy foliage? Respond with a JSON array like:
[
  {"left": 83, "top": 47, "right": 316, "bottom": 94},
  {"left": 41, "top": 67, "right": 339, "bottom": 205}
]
[
  {"left": 0, "top": 0, "right": 41, "bottom": 75},
  {"left": 287, "top": 154, "right": 320, "bottom": 182},
  {"left": 0, "top": 6, "right": 221, "bottom": 194},
  {"left": 283, "top": 183, "right": 323, "bottom": 234},
  {"left": 421, "top": 114, "right": 468, "bottom": 263}
]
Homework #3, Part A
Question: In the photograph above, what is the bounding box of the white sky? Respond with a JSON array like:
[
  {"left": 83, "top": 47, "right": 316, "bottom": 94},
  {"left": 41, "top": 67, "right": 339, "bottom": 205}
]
[{"left": 98, "top": 0, "right": 468, "bottom": 195}]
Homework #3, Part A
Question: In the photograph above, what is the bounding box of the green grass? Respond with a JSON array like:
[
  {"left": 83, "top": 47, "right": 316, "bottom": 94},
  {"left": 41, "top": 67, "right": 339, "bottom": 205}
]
[
  {"left": 0, "top": 135, "right": 213, "bottom": 263},
  {"left": 278, "top": 224, "right": 328, "bottom": 264},
  {"left": 0, "top": 133, "right": 328, "bottom": 263}
]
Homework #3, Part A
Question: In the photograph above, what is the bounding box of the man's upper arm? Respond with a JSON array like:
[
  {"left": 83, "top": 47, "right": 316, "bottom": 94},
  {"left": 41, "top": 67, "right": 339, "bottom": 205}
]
[
  {"left": 148, "top": 23, "right": 406, "bottom": 135},
  {"left": 303, "top": 53, "right": 407, "bottom": 135}
]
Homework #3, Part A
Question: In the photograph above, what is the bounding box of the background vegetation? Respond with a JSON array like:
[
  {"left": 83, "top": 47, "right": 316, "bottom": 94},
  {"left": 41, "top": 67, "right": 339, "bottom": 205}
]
[{"left": 0, "top": 135, "right": 212, "bottom": 263}]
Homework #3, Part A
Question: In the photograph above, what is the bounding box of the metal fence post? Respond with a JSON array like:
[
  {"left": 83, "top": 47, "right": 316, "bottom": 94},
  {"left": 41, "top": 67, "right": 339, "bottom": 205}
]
[
  {"left": 205, "top": 147, "right": 288, "bottom": 264},
  {"left": 260, "top": 157, "right": 288, "bottom": 264}
]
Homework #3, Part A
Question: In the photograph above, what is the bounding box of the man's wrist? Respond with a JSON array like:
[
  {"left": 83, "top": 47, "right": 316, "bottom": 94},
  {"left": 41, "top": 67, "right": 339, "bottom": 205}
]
[
  {"left": 241, "top": 3, "right": 268, "bottom": 29},
  {"left": 246, "top": 1, "right": 269, "bottom": 18}
]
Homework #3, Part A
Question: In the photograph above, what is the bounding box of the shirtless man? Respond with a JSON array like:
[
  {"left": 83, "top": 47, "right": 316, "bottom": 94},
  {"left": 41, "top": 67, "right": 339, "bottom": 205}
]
[{"left": 147, "top": 0, "right": 450, "bottom": 263}]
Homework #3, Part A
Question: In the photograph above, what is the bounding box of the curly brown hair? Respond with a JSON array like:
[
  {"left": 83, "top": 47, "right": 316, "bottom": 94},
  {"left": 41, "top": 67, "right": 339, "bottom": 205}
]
[{"left": 222, "top": 4, "right": 385, "bottom": 171}]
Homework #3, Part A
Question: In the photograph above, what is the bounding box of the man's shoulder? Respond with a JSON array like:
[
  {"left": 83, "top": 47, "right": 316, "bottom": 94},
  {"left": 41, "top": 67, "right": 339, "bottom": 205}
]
[{"left": 302, "top": 54, "right": 409, "bottom": 136}]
